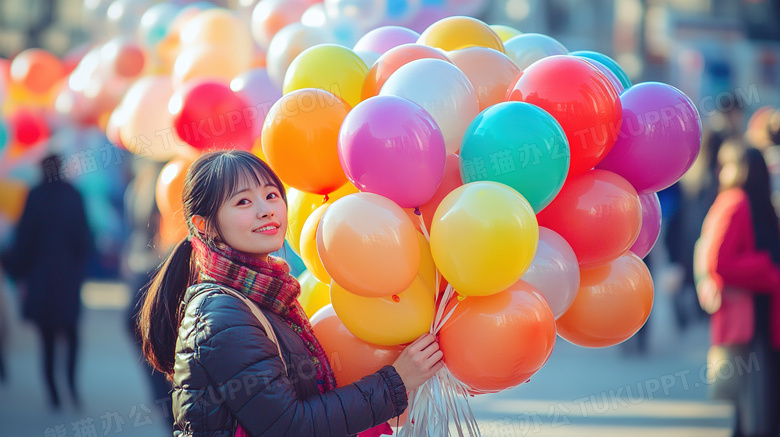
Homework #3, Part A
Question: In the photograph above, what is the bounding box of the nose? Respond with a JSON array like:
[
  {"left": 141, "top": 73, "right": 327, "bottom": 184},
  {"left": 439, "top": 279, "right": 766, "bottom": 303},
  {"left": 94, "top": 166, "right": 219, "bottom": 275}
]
[{"left": 256, "top": 200, "right": 274, "bottom": 218}]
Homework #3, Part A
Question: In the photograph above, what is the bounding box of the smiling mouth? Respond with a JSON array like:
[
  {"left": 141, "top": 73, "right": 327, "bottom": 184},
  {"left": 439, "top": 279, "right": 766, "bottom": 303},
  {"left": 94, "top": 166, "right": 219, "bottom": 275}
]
[{"left": 254, "top": 225, "right": 278, "bottom": 232}]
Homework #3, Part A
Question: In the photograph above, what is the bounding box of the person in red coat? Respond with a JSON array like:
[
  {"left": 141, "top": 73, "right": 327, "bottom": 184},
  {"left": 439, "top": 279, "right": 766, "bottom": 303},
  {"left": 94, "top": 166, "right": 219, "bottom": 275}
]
[{"left": 697, "top": 143, "right": 780, "bottom": 437}]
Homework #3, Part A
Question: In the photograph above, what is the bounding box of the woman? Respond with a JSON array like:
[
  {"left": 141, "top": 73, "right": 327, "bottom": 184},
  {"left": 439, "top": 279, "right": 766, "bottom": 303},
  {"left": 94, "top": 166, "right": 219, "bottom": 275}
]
[
  {"left": 697, "top": 143, "right": 780, "bottom": 437},
  {"left": 139, "top": 150, "right": 443, "bottom": 436}
]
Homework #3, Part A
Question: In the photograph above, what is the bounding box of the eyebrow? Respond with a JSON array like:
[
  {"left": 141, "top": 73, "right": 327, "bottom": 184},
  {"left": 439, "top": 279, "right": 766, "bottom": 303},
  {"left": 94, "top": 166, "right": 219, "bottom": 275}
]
[{"left": 229, "top": 183, "right": 278, "bottom": 199}]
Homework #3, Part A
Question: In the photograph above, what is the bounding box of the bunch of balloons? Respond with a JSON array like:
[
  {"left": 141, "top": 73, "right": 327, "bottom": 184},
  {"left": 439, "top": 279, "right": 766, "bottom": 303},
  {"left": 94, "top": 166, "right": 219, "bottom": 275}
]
[{"left": 261, "top": 15, "right": 703, "bottom": 410}]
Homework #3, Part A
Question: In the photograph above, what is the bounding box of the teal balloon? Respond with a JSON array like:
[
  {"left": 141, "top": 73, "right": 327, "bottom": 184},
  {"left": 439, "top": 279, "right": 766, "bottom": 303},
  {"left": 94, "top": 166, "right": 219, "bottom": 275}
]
[
  {"left": 570, "top": 50, "right": 632, "bottom": 91},
  {"left": 459, "top": 102, "right": 569, "bottom": 213},
  {"left": 0, "top": 119, "right": 9, "bottom": 154}
]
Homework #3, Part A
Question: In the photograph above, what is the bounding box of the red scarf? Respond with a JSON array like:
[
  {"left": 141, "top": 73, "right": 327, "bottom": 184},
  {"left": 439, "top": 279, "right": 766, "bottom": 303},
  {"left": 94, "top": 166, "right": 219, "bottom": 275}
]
[{"left": 191, "top": 236, "right": 338, "bottom": 394}]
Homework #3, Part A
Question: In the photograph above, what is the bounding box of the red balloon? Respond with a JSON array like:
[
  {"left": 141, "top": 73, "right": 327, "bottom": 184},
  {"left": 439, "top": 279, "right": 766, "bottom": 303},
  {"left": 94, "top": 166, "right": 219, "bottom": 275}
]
[
  {"left": 10, "top": 49, "right": 64, "bottom": 94},
  {"left": 507, "top": 55, "right": 621, "bottom": 178},
  {"left": 171, "top": 80, "right": 254, "bottom": 151},
  {"left": 10, "top": 109, "right": 50, "bottom": 147},
  {"left": 536, "top": 169, "right": 641, "bottom": 269},
  {"left": 439, "top": 281, "right": 556, "bottom": 394}
]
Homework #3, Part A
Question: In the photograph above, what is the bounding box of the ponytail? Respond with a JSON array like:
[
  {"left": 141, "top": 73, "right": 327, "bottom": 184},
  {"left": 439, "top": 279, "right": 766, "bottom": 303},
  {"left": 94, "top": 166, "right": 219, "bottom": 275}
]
[{"left": 139, "top": 238, "right": 197, "bottom": 376}]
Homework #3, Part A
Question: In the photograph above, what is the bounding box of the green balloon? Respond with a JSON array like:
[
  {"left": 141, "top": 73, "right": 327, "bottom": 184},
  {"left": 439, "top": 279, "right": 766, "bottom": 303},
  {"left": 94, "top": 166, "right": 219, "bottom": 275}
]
[
  {"left": 570, "top": 50, "right": 632, "bottom": 91},
  {"left": 459, "top": 102, "right": 569, "bottom": 213}
]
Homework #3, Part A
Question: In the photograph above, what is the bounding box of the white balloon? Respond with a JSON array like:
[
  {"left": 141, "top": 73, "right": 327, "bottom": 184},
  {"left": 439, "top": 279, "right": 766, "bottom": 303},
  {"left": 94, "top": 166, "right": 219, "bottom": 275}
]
[
  {"left": 379, "top": 58, "right": 478, "bottom": 154},
  {"left": 520, "top": 227, "right": 580, "bottom": 319},
  {"left": 266, "top": 23, "right": 336, "bottom": 89},
  {"left": 503, "top": 33, "right": 568, "bottom": 70}
]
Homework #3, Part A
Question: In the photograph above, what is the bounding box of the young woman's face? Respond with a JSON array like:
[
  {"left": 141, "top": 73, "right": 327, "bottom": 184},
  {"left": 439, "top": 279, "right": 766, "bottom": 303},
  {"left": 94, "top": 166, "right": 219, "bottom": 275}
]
[{"left": 215, "top": 179, "right": 287, "bottom": 260}]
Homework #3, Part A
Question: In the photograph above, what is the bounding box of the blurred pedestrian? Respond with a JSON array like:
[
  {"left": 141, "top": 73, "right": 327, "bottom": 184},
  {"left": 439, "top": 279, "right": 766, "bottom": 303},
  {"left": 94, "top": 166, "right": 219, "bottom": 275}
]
[
  {"left": 695, "top": 144, "right": 780, "bottom": 437},
  {"left": 0, "top": 154, "right": 93, "bottom": 410}
]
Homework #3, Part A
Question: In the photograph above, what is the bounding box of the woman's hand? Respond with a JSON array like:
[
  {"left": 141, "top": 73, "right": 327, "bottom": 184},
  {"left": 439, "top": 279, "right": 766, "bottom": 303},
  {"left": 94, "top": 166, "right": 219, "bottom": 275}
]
[{"left": 391, "top": 333, "right": 444, "bottom": 392}]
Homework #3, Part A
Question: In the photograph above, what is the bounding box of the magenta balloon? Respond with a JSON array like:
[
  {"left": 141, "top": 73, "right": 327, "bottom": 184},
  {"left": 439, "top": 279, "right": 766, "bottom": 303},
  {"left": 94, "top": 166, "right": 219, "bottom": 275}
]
[
  {"left": 230, "top": 68, "right": 282, "bottom": 140},
  {"left": 338, "top": 95, "right": 446, "bottom": 208},
  {"left": 353, "top": 26, "right": 420, "bottom": 55},
  {"left": 596, "top": 82, "right": 702, "bottom": 194},
  {"left": 519, "top": 227, "right": 580, "bottom": 319},
  {"left": 629, "top": 192, "right": 662, "bottom": 259}
]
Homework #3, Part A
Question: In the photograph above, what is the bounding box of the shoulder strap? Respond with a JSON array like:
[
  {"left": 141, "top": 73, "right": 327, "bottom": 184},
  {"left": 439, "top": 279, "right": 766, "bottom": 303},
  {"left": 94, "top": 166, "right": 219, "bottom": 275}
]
[{"left": 217, "top": 286, "right": 289, "bottom": 375}]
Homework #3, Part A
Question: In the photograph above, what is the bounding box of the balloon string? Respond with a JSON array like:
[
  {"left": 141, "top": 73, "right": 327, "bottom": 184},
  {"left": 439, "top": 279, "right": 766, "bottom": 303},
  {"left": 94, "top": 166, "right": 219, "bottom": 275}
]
[{"left": 417, "top": 212, "right": 430, "bottom": 243}]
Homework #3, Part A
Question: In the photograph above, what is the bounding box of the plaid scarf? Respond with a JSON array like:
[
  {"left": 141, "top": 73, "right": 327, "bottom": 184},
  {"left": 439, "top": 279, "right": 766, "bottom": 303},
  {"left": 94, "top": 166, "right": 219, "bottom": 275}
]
[{"left": 191, "top": 236, "right": 338, "bottom": 395}]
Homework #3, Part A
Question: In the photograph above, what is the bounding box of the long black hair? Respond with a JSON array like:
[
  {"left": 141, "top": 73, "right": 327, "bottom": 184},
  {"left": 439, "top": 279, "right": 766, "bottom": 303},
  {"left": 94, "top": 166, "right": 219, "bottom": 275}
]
[
  {"left": 719, "top": 144, "right": 780, "bottom": 264},
  {"left": 139, "top": 150, "right": 286, "bottom": 376}
]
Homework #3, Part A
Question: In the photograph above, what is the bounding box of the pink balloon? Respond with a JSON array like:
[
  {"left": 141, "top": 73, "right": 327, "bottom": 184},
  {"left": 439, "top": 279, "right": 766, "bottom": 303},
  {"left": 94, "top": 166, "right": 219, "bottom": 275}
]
[
  {"left": 338, "top": 95, "right": 446, "bottom": 208},
  {"left": 596, "top": 82, "right": 702, "bottom": 194},
  {"left": 520, "top": 227, "right": 580, "bottom": 319},
  {"left": 353, "top": 26, "right": 420, "bottom": 55},
  {"left": 630, "top": 192, "right": 662, "bottom": 259},
  {"left": 230, "top": 68, "right": 282, "bottom": 140}
]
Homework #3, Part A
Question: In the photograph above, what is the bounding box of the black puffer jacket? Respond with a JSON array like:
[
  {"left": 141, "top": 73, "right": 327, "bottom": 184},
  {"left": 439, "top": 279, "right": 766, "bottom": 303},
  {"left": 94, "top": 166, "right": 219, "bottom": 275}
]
[{"left": 172, "top": 283, "right": 408, "bottom": 436}]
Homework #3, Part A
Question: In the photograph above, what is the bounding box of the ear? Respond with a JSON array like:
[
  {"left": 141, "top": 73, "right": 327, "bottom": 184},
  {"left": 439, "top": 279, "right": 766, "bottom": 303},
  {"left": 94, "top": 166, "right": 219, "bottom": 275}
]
[{"left": 192, "top": 215, "right": 206, "bottom": 234}]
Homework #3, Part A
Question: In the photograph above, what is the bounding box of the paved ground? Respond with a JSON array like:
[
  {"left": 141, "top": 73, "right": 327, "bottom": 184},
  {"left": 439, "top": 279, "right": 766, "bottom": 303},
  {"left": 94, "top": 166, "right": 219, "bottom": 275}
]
[{"left": 0, "top": 277, "right": 733, "bottom": 437}]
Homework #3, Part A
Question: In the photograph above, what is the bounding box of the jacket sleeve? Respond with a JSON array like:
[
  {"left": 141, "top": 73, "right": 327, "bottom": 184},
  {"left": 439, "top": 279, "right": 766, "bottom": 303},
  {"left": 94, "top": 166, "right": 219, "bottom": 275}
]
[
  {"left": 189, "top": 294, "right": 407, "bottom": 436},
  {"left": 710, "top": 195, "right": 780, "bottom": 292}
]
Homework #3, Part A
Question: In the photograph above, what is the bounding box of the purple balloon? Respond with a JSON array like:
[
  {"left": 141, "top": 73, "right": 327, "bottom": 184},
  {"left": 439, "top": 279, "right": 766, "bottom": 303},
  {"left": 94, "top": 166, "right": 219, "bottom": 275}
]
[
  {"left": 520, "top": 227, "right": 580, "bottom": 319},
  {"left": 596, "top": 82, "right": 702, "bottom": 194},
  {"left": 230, "top": 68, "right": 282, "bottom": 140},
  {"left": 630, "top": 192, "right": 662, "bottom": 259},
  {"left": 353, "top": 26, "right": 420, "bottom": 55},
  {"left": 338, "top": 95, "right": 446, "bottom": 208}
]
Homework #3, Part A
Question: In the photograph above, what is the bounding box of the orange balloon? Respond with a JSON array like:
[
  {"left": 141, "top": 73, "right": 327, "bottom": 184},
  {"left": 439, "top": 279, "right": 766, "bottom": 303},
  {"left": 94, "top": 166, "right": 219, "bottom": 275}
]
[
  {"left": 417, "top": 152, "right": 463, "bottom": 234},
  {"left": 173, "top": 44, "right": 252, "bottom": 88},
  {"left": 310, "top": 305, "right": 404, "bottom": 386},
  {"left": 0, "top": 180, "right": 29, "bottom": 222},
  {"left": 155, "top": 154, "right": 198, "bottom": 221},
  {"left": 361, "top": 44, "right": 453, "bottom": 100},
  {"left": 440, "top": 281, "right": 556, "bottom": 394},
  {"left": 417, "top": 16, "right": 505, "bottom": 53},
  {"left": 300, "top": 204, "right": 332, "bottom": 284},
  {"left": 448, "top": 47, "right": 522, "bottom": 111},
  {"left": 556, "top": 252, "right": 654, "bottom": 348},
  {"left": 159, "top": 212, "right": 188, "bottom": 248},
  {"left": 262, "top": 89, "right": 350, "bottom": 194},
  {"left": 10, "top": 49, "right": 64, "bottom": 94},
  {"left": 317, "top": 193, "right": 420, "bottom": 298}
]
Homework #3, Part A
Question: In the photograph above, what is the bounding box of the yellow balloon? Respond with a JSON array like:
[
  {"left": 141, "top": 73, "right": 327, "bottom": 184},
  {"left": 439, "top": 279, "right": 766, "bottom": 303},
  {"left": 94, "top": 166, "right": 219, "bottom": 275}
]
[
  {"left": 331, "top": 276, "right": 435, "bottom": 345},
  {"left": 286, "top": 183, "right": 358, "bottom": 255},
  {"left": 430, "top": 181, "right": 538, "bottom": 297},
  {"left": 417, "top": 16, "right": 505, "bottom": 53},
  {"left": 490, "top": 24, "right": 522, "bottom": 42},
  {"left": 282, "top": 44, "right": 368, "bottom": 107},
  {"left": 179, "top": 9, "right": 253, "bottom": 57},
  {"left": 0, "top": 180, "right": 29, "bottom": 222},
  {"left": 416, "top": 232, "right": 437, "bottom": 297},
  {"left": 300, "top": 204, "right": 332, "bottom": 283},
  {"left": 298, "top": 270, "right": 331, "bottom": 318}
]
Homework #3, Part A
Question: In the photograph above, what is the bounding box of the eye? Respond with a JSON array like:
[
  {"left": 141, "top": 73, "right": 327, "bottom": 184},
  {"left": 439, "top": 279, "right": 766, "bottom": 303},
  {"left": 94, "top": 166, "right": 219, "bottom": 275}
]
[
  {"left": 267, "top": 192, "right": 279, "bottom": 200},
  {"left": 236, "top": 198, "right": 251, "bottom": 206}
]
